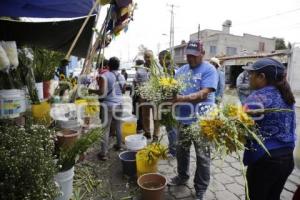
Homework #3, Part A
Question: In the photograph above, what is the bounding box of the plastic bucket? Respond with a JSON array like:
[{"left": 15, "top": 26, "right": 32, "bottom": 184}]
[
  {"left": 35, "top": 82, "right": 44, "bottom": 100},
  {"left": 0, "top": 89, "right": 26, "bottom": 119},
  {"left": 137, "top": 173, "right": 167, "bottom": 200},
  {"left": 121, "top": 116, "right": 137, "bottom": 142},
  {"left": 119, "top": 151, "right": 137, "bottom": 177},
  {"left": 31, "top": 101, "right": 51, "bottom": 123},
  {"left": 125, "top": 134, "right": 147, "bottom": 151},
  {"left": 57, "top": 119, "right": 81, "bottom": 132},
  {"left": 54, "top": 167, "right": 74, "bottom": 200},
  {"left": 136, "top": 152, "right": 158, "bottom": 177}
]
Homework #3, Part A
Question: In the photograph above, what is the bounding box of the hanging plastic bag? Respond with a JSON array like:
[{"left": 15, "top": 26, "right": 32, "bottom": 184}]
[
  {"left": 0, "top": 44, "right": 10, "bottom": 71},
  {"left": 0, "top": 41, "right": 19, "bottom": 69}
]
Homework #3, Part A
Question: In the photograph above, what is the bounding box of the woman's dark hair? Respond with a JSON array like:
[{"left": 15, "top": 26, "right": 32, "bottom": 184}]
[
  {"left": 97, "top": 59, "right": 108, "bottom": 69},
  {"left": 255, "top": 67, "right": 295, "bottom": 105},
  {"left": 135, "top": 59, "right": 144, "bottom": 65},
  {"left": 159, "top": 50, "right": 171, "bottom": 60},
  {"left": 108, "top": 57, "right": 120, "bottom": 71}
]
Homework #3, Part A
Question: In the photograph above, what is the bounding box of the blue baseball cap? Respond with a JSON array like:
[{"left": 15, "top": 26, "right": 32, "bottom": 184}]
[{"left": 242, "top": 58, "right": 285, "bottom": 76}]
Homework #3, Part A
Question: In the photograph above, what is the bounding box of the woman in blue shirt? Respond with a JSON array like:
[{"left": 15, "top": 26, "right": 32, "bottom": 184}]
[{"left": 243, "top": 58, "right": 296, "bottom": 200}]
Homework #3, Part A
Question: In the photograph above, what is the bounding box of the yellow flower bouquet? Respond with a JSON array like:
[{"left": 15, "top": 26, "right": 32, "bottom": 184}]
[
  {"left": 136, "top": 143, "right": 168, "bottom": 165},
  {"left": 136, "top": 142, "right": 168, "bottom": 176},
  {"left": 75, "top": 98, "right": 100, "bottom": 117},
  {"left": 137, "top": 62, "right": 185, "bottom": 127},
  {"left": 183, "top": 104, "right": 292, "bottom": 200},
  {"left": 197, "top": 104, "right": 268, "bottom": 155}
]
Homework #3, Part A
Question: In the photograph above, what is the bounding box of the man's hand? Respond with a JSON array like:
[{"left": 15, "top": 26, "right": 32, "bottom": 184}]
[
  {"left": 172, "top": 95, "right": 185, "bottom": 103},
  {"left": 172, "top": 88, "right": 214, "bottom": 104}
]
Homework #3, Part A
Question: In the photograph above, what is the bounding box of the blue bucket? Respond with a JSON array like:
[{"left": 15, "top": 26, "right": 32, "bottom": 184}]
[{"left": 119, "top": 151, "right": 137, "bottom": 177}]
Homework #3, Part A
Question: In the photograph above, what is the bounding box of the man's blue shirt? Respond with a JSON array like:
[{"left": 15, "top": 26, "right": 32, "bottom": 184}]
[{"left": 174, "top": 61, "right": 218, "bottom": 124}]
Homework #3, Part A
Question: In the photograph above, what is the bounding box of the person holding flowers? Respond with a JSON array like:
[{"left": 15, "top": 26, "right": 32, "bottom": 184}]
[
  {"left": 140, "top": 50, "right": 161, "bottom": 141},
  {"left": 168, "top": 40, "right": 218, "bottom": 200},
  {"left": 158, "top": 50, "right": 177, "bottom": 157},
  {"left": 242, "top": 58, "right": 296, "bottom": 200}
]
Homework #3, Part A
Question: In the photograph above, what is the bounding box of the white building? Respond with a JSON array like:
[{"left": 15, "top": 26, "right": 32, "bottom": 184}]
[{"left": 173, "top": 20, "right": 276, "bottom": 65}]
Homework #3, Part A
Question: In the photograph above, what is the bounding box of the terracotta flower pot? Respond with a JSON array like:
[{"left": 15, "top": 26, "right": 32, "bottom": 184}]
[
  {"left": 56, "top": 129, "right": 80, "bottom": 149},
  {"left": 137, "top": 173, "right": 167, "bottom": 200},
  {"left": 43, "top": 80, "right": 51, "bottom": 99}
]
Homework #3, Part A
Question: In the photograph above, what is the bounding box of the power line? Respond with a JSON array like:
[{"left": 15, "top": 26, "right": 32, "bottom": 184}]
[{"left": 235, "top": 7, "right": 300, "bottom": 27}]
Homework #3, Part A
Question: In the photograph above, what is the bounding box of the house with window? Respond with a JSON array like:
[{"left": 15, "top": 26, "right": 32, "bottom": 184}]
[{"left": 173, "top": 20, "right": 276, "bottom": 65}]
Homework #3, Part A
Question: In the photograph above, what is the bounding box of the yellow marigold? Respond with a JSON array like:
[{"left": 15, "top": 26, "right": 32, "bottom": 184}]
[
  {"left": 239, "top": 112, "right": 255, "bottom": 126},
  {"left": 137, "top": 143, "right": 168, "bottom": 163},
  {"left": 159, "top": 77, "right": 178, "bottom": 87}
]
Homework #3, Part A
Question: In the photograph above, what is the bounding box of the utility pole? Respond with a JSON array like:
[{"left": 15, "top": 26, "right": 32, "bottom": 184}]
[
  {"left": 198, "top": 24, "right": 200, "bottom": 40},
  {"left": 167, "top": 4, "right": 178, "bottom": 62}
]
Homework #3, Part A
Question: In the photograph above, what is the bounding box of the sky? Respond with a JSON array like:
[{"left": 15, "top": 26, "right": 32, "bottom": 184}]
[{"left": 99, "top": 0, "right": 300, "bottom": 63}]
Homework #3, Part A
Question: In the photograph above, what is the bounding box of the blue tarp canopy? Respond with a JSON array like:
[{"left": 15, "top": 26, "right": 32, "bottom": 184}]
[
  {"left": 0, "top": 16, "right": 96, "bottom": 58},
  {"left": 0, "top": 0, "right": 96, "bottom": 18},
  {"left": 0, "top": 0, "right": 99, "bottom": 57}
]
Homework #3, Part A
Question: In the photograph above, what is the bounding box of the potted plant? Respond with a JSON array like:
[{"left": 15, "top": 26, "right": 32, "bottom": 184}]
[
  {"left": 0, "top": 123, "right": 59, "bottom": 199},
  {"left": 32, "top": 47, "right": 64, "bottom": 99},
  {"left": 0, "top": 42, "right": 27, "bottom": 119},
  {"left": 54, "top": 127, "right": 104, "bottom": 200}
]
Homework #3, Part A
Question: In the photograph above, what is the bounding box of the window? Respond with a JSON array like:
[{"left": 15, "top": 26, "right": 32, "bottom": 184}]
[
  {"left": 210, "top": 46, "right": 217, "bottom": 55},
  {"left": 259, "top": 42, "right": 265, "bottom": 52},
  {"left": 226, "top": 47, "right": 237, "bottom": 56},
  {"left": 175, "top": 49, "right": 181, "bottom": 56}
]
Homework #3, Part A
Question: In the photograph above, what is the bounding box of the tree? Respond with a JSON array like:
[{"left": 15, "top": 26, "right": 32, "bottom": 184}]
[
  {"left": 275, "top": 38, "right": 287, "bottom": 50},
  {"left": 288, "top": 42, "right": 292, "bottom": 49}
]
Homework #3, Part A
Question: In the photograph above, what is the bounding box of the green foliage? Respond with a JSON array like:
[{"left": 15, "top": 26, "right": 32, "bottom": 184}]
[
  {"left": 33, "top": 47, "right": 64, "bottom": 82},
  {"left": 0, "top": 123, "right": 58, "bottom": 200},
  {"left": 57, "top": 127, "right": 104, "bottom": 172},
  {"left": 275, "top": 38, "right": 287, "bottom": 50},
  {"left": 159, "top": 108, "right": 177, "bottom": 127},
  {"left": 18, "top": 48, "right": 40, "bottom": 104}
]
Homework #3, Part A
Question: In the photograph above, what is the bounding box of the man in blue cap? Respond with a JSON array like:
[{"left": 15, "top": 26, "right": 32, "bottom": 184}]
[{"left": 168, "top": 40, "right": 218, "bottom": 200}]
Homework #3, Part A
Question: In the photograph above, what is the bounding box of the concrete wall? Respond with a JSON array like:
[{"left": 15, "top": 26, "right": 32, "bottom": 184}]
[
  {"left": 173, "top": 30, "right": 276, "bottom": 65},
  {"left": 287, "top": 43, "right": 300, "bottom": 93},
  {"left": 242, "top": 34, "right": 276, "bottom": 53},
  {"left": 190, "top": 30, "right": 276, "bottom": 57}
]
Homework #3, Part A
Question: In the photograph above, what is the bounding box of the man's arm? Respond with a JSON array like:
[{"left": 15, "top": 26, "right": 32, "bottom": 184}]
[
  {"left": 88, "top": 76, "right": 106, "bottom": 96},
  {"left": 174, "top": 88, "right": 214, "bottom": 103}
]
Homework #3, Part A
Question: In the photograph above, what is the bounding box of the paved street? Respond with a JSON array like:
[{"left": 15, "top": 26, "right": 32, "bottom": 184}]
[
  {"left": 154, "top": 93, "right": 300, "bottom": 199},
  {"left": 78, "top": 92, "right": 300, "bottom": 200},
  {"left": 157, "top": 149, "right": 299, "bottom": 200}
]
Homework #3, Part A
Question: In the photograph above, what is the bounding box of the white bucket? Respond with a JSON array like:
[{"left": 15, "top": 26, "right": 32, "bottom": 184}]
[
  {"left": 35, "top": 82, "right": 44, "bottom": 100},
  {"left": 54, "top": 167, "right": 74, "bottom": 200},
  {"left": 0, "top": 89, "right": 26, "bottom": 118},
  {"left": 125, "top": 134, "right": 147, "bottom": 151},
  {"left": 57, "top": 119, "right": 81, "bottom": 131}
]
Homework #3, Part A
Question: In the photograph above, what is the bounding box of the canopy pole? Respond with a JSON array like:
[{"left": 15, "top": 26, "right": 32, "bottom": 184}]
[
  {"left": 81, "top": 5, "right": 112, "bottom": 74},
  {"left": 65, "top": 0, "right": 100, "bottom": 60}
]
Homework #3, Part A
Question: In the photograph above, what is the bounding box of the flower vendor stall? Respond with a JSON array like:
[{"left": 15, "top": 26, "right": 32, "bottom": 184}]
[{"left": 0, "top": 0, "right": 137, "bottom": 199}]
